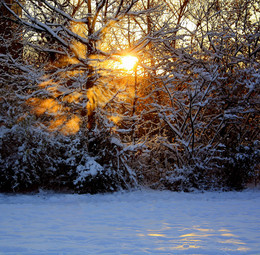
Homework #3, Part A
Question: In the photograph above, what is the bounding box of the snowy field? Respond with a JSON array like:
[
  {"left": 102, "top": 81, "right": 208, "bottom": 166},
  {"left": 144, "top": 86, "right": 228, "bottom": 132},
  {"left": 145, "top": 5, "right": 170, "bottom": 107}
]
[{"left": 0, "top": 189, "right": 260, "bottom": 255}]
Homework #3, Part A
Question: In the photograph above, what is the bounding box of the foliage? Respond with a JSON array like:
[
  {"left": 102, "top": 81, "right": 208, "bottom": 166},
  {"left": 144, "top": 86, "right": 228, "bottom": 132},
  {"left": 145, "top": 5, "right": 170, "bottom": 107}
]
[
  {"left": 0, "top": 0, "right": 259, "bottom": 193},
  {"left": 0, "top": 115, "right": 137, "bottom": 193},
  {"left": 141, "top": 0, "right": 260, "bottom": 191}
]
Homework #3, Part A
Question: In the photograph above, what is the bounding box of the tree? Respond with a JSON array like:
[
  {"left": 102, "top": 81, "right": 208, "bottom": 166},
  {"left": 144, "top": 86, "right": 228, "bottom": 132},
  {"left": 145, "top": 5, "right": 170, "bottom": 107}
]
[
  {"left": 0, "top": 0, "right": 24, "bottom": 60},
  {"left": 144, "top": 0, "right": 260, "bottom": 190},
  {"left": 0, "top": 0, "right": 153, "bottom": 192},
  {"left": 0, "top": 0, "right": 259, "bottom": 192}
]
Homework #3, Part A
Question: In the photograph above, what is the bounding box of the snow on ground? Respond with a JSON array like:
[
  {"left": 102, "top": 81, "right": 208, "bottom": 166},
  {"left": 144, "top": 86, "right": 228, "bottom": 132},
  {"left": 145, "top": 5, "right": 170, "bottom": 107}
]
[{"left": 0, "top": 189, "right": 260, "bottom": 255}]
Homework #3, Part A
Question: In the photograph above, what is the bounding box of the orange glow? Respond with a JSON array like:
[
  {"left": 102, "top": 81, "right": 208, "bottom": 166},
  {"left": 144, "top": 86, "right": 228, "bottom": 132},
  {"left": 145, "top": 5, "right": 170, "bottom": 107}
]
[
  {"left": 48, "top": 115, "right": 81, "bottom": 135},
  {"left": 57, "top": 22, "right": 87, "bottom": 67},
  {"left": 148, "top": 233, "right": 166, "bottom": 237},
  {"left": 28, "top": 21, "right": 134, "bottom": 136},
  {"left": 63, "top": 92, "right": 82, "bottom": 104},
  {"left": 120, "top": 55, "right": 138, "bottom": 70},
  {"left": 41, "top": 99, "right": 59, "bottom": 114},
  {"left": 27, "top": 98, "right": 62, "bottom": 115},
  {"left": 49, "top": 116, "right": 67, "bottom": 131},
  {"left": 60, "top": 116, "right": 81, "bottom": 135},
  {"left": 38, "top": 78, "right": 53, "bottom": 88},
  {"left": 108, "top": 115, "right": 121, "bottom": 124}
]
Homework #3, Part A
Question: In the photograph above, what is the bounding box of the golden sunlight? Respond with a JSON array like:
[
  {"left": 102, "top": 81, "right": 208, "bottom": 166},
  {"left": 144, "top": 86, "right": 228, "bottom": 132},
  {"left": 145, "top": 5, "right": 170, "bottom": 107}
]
[{"left": 120, "top": 55, "right": 138, "bottom": 70}]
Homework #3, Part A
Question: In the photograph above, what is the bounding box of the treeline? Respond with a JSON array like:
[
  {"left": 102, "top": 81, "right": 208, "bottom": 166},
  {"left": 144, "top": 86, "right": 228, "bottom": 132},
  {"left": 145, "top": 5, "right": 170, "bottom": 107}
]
[{"left": 0, "top": 0, "right": 259, "bottom": 193}]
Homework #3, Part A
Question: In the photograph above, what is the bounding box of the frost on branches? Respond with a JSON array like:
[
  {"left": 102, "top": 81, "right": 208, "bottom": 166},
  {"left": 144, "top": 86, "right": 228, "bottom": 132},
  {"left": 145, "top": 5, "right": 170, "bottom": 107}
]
[{"left": 0, "top": 0, "right": 259, "bottom": 193}]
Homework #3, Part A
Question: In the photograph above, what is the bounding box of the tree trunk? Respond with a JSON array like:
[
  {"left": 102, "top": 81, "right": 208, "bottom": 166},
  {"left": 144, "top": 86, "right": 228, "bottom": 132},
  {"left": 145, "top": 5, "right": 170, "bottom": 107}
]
[{"left": 0, "top": 0, "right": 24, "bottom": 60}]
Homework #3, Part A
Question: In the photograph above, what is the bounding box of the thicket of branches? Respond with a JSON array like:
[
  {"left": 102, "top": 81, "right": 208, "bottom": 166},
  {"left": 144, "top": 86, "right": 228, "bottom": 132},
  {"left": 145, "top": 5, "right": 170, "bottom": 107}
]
[{"left": 0, "top": 0, "right": 259, "bottom": 193}]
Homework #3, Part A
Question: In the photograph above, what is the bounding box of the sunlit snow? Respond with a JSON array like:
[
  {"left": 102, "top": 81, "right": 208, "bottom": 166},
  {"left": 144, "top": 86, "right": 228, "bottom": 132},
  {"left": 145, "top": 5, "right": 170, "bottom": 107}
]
[{"left": 0, "top": 189, "right": 259, "bottom": 254}]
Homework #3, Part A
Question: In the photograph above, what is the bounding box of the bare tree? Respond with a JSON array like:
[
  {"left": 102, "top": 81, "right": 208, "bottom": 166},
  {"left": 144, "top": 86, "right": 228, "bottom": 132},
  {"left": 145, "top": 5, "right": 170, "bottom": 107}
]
[
  {"left": 0, "top": 0, "right": 153, "bottom": 192},
  {"left": 0, "top": 0, "right": 259, "bottom": 192},
  {"left": 149, "top": 0, "right": 260, "bottom": 190}
]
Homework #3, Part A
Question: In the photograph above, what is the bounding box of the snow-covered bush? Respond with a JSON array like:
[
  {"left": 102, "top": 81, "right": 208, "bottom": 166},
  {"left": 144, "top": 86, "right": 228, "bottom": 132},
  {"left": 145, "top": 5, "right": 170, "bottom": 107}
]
[
  {"left": 221, "top": 143, "right": 260, "bottom": 190},
  {"left": 130, "top": 0, "right": 260, "bottom": 191},
  {"left": 0, "top": 117, "right": 137, "bottom": 193},
  {"left": 84, "top": 111, "right": 138, "bottom": 193},
  {"left": 1, "top": 0, "right": 259, "bottom": 193}
]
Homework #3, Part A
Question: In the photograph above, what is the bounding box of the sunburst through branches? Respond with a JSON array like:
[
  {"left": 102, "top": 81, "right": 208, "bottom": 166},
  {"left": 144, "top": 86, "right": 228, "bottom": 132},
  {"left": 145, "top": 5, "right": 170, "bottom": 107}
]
[{"left": 26, "top": 21, "right": 139, "bottom": 135}]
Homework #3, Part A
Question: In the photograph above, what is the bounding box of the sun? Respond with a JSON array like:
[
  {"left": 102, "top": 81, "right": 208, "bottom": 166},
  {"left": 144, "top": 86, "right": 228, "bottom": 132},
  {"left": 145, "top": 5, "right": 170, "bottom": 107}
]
[{"left": 120, "top": 55, "right": 138, "bottom": 70}]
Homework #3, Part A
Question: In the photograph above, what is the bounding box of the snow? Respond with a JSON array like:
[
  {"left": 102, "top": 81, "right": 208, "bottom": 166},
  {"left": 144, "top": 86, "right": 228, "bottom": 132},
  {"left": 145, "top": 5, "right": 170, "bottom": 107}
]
[
  {"left": 0, "top": 189, "right": 260, "bottom": 255},
  {"left": 74, "top": 157, "right": 104, "bottom": 185}
]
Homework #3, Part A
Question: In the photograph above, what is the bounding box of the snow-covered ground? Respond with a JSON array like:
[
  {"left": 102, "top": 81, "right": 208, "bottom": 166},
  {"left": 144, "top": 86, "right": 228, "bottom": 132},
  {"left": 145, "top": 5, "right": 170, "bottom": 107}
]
[{"left": 0, "top": 189, "right": 259, "bottom": 255}]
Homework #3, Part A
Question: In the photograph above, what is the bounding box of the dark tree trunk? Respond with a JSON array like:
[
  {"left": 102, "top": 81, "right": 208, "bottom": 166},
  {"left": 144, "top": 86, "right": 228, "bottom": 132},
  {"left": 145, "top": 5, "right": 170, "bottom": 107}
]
[{"left": 0, "top": 0, "right": 23, "bottom": 60}]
